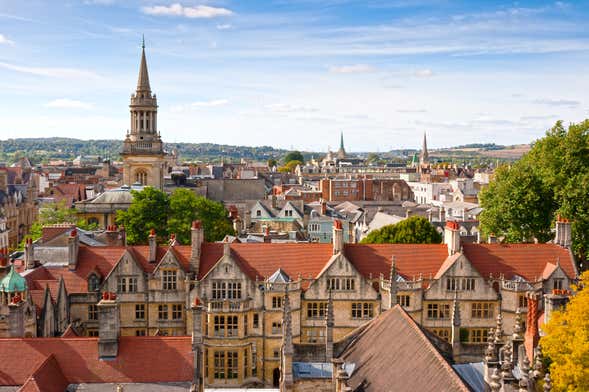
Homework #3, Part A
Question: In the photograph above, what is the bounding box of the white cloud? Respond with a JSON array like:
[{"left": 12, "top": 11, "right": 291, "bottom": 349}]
[
  {"left": 0, "top": 34, "right": 15, "bottom": 46},
  {"left": 0, "top": 62, "right": 100, "bottom": 79},
  {"left": 142, "top": 3, "right": 234, "bottom": 19},
  {"left": 329, "top": 64, "right": 375, "bottom": 74},
  {"left": 216, "top": 24, "right": 233, "bottom": 30},
  {"left": 191, "top": 99, "right": 229, "bottom": 107},
  {"left": 533, "top": 98, "right": 579, "bottom": 107},
  {"left": 414, "top": 69, "right": 433, "bottom": 78},
  {"left": 44, "top": 99, "right": 94, "bottom": 110},
  {"left": 265, "top": 103, "right": 319, "bottom": 113}
]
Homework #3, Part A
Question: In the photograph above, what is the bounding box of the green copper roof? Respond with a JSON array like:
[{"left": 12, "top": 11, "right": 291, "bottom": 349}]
[{"left": 0, "top": 266, "right": 27, "bottom": 293}]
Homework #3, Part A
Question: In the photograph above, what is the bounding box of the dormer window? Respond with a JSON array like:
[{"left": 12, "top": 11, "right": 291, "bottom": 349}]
[
  {"left": 88, "top": 274, "right": 100, "bottom": 292},
  {"left": 256, "top": 210, "right": 261, "bottom": 217}
]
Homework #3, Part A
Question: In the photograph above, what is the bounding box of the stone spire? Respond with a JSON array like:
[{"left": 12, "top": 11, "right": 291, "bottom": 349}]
[
  {"left": 136, "top": 35, "right": 151, "bottom": 93},
  {"left": 337, "top": 131, "right": 346, "bottom": 159},
  {"left": 419, "top": 132, "right": 429, "bottom": 165},
  {"left": 389, "top": 255, "right": 397, "bottom": 309}
]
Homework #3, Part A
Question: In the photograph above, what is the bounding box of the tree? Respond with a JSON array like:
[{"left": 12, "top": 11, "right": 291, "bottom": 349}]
[
  {"left": 479, "top": 120, "right": 589, "bottom": 263},
  {"left": 267, "top": 158, "right": 277, "bottom": 169},
  {"left": 168, "top": 188, "right": 234, "bottom": 244},
  {"left": 116, "top": 187, "right": 169, "bottom": 244},
  {"left": 283, "top": 151, "right": 304, "bottom": 164},
  {"left": 541, "top": 271, "right": 589, "bottom": 391},
  {"left": 278, "top": 160, "right": 302, "bottom": 173},
  {"left": 360, "top": 216, "right": 442, "bottom": 244}
]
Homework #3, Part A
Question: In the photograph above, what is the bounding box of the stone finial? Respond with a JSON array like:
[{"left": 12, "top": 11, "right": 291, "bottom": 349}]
[
  {"left": 389, "top": 255, "right": 398, "bottom": 308},
  {"left": 533, "top": 344, "right": 544, "bottom": 379},
  {"left": 500, "top": 341, "right": 513, "bottom": 380},
  {"left": 452, "top": 292, "right": 461, "bottom": 327},
  {"left": 519, "top": 357, "right": 530, "bottom": 391},
  {"left": 489, "top": 368, "right": 502, "bottom": 392},
  {"left": 485, "top": 327, "right": 497, "bottom": 362},
  {"left": 513, "top": 307, "right": 523, "bottom": 340},
  {"left": 494, "top": 312, "right": 503, "bottom": 345},
  {"left": 282, "top": 285, "right": 293, "bottom": 356},
  {"left": 543, "top": 372, "right": 552, "bottom": 392}
]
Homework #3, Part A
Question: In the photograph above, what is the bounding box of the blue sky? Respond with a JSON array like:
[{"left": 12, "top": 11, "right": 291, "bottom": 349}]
[{"left": 0, "top": 0, "right": 588, "bottom": 151}]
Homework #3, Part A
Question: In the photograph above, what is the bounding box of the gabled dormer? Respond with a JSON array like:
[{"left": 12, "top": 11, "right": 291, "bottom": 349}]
[
  {"left": 101, "top": 249, "right": 146, "bottom": 295},
  {"left": 153, "top": 247, "right": 187, "bottom": 292},
  {"left": 250, "top": 201, "right": 274, "bottom": 220},
  {"left": 278, "top": 201, "right": 303, "bottom": 221},
  {"left": 542, "top": 259, "right": 571, "bottom": 293}
]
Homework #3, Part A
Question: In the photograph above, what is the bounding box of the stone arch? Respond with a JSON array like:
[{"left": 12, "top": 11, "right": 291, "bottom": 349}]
[{"left": 134, "top": 168, "right": 148, "bottom": 185}]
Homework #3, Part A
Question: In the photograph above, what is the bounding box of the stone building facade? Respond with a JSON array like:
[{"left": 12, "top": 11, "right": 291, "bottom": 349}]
[{"left": 4, "top": 218, "right": 577, "bottom": 388}]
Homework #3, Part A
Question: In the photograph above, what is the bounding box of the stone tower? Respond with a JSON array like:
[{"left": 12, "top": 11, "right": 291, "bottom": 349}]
[{"left": 121, "top": 37, "right": 165, "bottom": 190}]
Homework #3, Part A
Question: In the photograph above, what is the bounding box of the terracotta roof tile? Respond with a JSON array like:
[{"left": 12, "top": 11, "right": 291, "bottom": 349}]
[
  {"left": 0, "top": 336, "right": 192, "bottom": 386},
  {"left": 19, "top": 355, "right": 68, "bottom": 392},
  {"left": 462, "top": 243, "right": 576, "bottom": 281}
]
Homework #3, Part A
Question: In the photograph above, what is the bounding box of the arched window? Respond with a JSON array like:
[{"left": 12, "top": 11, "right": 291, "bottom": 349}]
[{"left": 135, "top": 169, "right": 148, "bottom": 185}]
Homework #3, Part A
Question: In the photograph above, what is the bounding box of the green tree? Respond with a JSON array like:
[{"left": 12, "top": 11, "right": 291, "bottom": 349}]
[
  {"left": 168, "top": 188, "right": 234, "bottom": 244},
  {"left": 278, "top": 160, "right": 302, "bottom": 173},
  {"left": 267, "top": 158, "right": 277, "bottom": 168},
  {"left": 479, "top": 120, "right": 589, "bottom": 262},
  {"left": 283, "top": 151, "right": 304, "bottom": 164},
  {"left": 116, "top": 187, "right": 169, "bottom": 244},
  {"left": 541, "top": 271, "right": 589, "bottom": 391},
  {"left": 360, "top": 216, "right": 442, "bottom": 244}
]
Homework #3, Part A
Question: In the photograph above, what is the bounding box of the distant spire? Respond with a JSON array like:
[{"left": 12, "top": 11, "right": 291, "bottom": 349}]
[
  {"left": 340, "top": 131, "right": 344, "bottom": 150},
  {"left": 137, "top": 36, "right": 151, "bottom": 92},
  {"left": 142, "top": 34, "right": 145, "bottom": 49},
  {"left": 337, "top": 131, "right": 346, "bottom": 159},
  {"left": 420, "top": 132, "right": 429, "bottom": 165}
]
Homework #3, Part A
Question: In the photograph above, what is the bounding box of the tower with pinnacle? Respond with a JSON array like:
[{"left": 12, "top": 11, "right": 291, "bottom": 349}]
[
  {"left": 336, "top": 131, "right": 346, "bottom": 160},
  {"left": 121, "top": 37, "right": 165, "bottom": 190}
]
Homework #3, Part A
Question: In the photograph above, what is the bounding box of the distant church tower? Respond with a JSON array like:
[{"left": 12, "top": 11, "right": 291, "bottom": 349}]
[
  {"left": 336, "top": 131, "right": 346, "bottom": 160},
  {"left": 419, "top": 132, "right": 429, "bottom": 166},
  {"left": 121, "top": 38, "right": 165, "bottom": 190}
]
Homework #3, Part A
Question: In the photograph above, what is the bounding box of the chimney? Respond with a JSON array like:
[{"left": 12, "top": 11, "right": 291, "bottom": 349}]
[
  {"left": 332, "top": 220, "right": 343, "bottom": 254},
  {"left": 244, "top": 211, "right": 251, "bottom": 230},
  {"left": 320, "top": 199, "right": 327, "bottom": 216},
  {"left": 148, "top": 229, "right": 157, "bottom": 263},
  {"left": 555, "top": 216, "right": 572, "bottom": 248},
  {"left": 8, "top": 296, "right": 25, "bottom": 337},
  {"left": 271, "top": 194, "right": 277, "bottom": 209},
  {"left": 98, "top": 292, "right": 119, "bottom": 360},
  {"left": 190, "top": 221, "right": 204, "bottom": 275},
  {"left": 67, "top": 229, "right": 80, "bottom": 271},
  {"left": 444, "top": 221, "right": 460, "bottom": 255},
  {"left": 191, "top": 297, "right": 205, "bottom": 391},
  {"left": 223, "top": 240, "right": 231, "bottom": 257},
  {"left": 524, "top": 292, "right": 541, "bottom": 361},
  {"left": 119, "top": 225, "right": 126, "bottom": 246},
  {"left": 24, "top": 238, "right": 35, "bottom": 270}
]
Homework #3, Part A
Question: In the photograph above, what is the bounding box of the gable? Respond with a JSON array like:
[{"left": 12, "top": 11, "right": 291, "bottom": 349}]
[
  {"left": 153, "top": 248, "right": 186, "bottom": 279},
  {"left": 250, "top": 201, "right": 273, "bottom": 219}
]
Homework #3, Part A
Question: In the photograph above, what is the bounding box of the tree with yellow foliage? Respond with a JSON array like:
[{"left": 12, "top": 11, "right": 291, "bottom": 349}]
[{"left": 541, "top": 271, "right": 589, "bottom": 392}]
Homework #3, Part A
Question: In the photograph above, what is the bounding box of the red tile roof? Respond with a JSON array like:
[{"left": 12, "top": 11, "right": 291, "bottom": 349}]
[
  {"left": 462, "top": 243, "right": 576, "bottom": 281},
  {"left": 19, "top": 355, "right": 68, "bottom": 392},
  {"left": 0, "top": 336, "right": 193, "bottom": 387}
]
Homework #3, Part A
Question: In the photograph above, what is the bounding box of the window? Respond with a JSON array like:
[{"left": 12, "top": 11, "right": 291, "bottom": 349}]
[
  {"left": 518, "top": 295, "right": 528, "bottom": 309},
  {"left": 214, "top": 351, "right": 225, "bottom": 379},
  {"left": 158, "top": 304, "right": 168, "bottom": 320},
  {"left": 162, "top": 270, "right": 177, "bottom": 290},
  {"left": 214, "top": 316, "right": 225, "bottom": 337},
  {"left": 272, "top": 296, "right": 283, "bottom": 309},
  {"left": 397, "top": 295, "right": 410, "bottom": 308},
  {"left": 427, "top": 303, "right": 450, "bottom": 319},
  {"left": 469, "top": 329, "right": 488, "bottom": 343},
  {"left": 227, "top": 316, "right": 238, "bottom": 337},
  {"left": 272, "top": 322, "right": 282, "bottom": 334},
  {"left": 88, "top": 330, "right": 99, "bottom": 337},
  {"left": 284, "top": 210, "right": 293, "bottom": 217},
  {"left": 135, "top": 304, "right": 145, "bottom": 320},
  {"left": 135, "top": 329, "right": 146, "bottom": 336},
  {"left": 256, "top": 210, "right": 261, "bottom": 217},
  {"left": 351, "top": 302, "right": 374, "bottom": 319},
  {"left": 135, "top": 170, "right": 148, "bottom": 186},
  {"left": 88, "top": 274, "right": 100, "bottom": 292},
  {"left": 305, "top": 329, "right": 325, "bottom": 343},
  {"left": 227, "top": 351, "right": 239, "bottom": 379},
  {"left": 431, "top": 328, "right": 450, "bottom": 343},
  {"left": 88, "top": 304, "right": 98, "bottom": 320},
  {"left": 172, "top": 304, "right": 183, "bottom": 320},
  {"left": 117, "top": 277, "right": 127, "bottom": 293},
  {"left": 128, "top": 277, "right": 138, "bottom": 293},
  {"left": 253, "top": 313, "right": 259, "bottom": 328},
  {"left": 244, "top": 315, "right": 248, "bottom": 335},
  {"left": 309, "top": 223, "right": 320, "bottom": 232},
  {"left": 471, "top": 303, "right": 494, "bottom": 319},
  {"left": 306, "top": 302, "right": 327, "bottom": 319},
  {"left": 327, "top": 278, "right": 340, "bottom": 291},
  {"left": 212, "top": 281, "right": 242, "bottom": 300},
  {"left": 343, "top": 278, "right": 355, "bottom": 291},
  {"left": 553, "top": 279, "right": 564, "bottom": 290},
  {"left": 446, "top": 277, "right": 475, "bottom": 291}
]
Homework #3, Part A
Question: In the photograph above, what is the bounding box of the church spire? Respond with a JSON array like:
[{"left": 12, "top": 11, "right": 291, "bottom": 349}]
[
  {"left": 419, "top": 132, "right": 429, "bottom": 165},
  {"left": 137, "top": 36, "right": 151, "bottom": 93},
  {"left": 337, "top": 131, "right": 346, "bottom": 159}
]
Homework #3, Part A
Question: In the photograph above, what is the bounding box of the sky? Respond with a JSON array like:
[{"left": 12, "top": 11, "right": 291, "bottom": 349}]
[{"left": 0, "top": 0, "right": 588, "bottom": 152}]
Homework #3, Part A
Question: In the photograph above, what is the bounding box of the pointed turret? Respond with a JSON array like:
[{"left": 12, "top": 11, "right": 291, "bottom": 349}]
[{"left": 136, "top": 35, "right": 151, "bottom": 93}]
